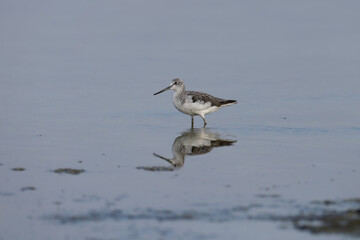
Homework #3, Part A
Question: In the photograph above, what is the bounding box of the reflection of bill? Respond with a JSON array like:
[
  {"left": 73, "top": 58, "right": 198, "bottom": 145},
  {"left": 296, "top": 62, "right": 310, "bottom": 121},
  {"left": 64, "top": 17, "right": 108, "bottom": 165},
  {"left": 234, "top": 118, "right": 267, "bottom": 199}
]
[{"left": 153, "top": 128, "right": 236, "bottom": 168}]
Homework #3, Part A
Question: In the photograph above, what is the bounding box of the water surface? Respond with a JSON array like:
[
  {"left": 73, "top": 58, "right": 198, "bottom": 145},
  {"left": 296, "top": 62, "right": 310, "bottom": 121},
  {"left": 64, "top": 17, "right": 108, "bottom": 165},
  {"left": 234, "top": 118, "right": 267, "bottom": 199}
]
[{"left": 1, "top": 1, "right": 360, "bottom": 239}]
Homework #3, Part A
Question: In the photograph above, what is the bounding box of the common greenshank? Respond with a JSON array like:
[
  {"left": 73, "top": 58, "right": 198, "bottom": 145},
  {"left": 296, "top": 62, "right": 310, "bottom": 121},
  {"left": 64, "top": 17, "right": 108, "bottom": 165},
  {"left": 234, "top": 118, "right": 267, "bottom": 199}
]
[{"left": 154, "top": 78, "right": 237, "bottom": 126}]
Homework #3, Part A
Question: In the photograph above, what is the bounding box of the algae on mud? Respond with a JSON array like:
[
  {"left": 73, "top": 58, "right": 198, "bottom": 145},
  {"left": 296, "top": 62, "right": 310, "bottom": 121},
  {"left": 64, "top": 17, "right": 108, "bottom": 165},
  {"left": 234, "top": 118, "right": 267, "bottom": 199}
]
[
  {"left": 11, "top": 167, "right": 25, "bottom": 171},
  {"left": 136, "top": 166, "right": 175, "bottom": 172},
  {"left": 53, "top": 168, "right": 85, "bottom": 175},
  {"left": 291, "top": 209, "right": 360, "bottom": 237},
  {"left": 21, "top": 186, "right": 36, "bottom": 192},
  {"left": 44, "top": 197, "right": 360, "bottom": 237}
]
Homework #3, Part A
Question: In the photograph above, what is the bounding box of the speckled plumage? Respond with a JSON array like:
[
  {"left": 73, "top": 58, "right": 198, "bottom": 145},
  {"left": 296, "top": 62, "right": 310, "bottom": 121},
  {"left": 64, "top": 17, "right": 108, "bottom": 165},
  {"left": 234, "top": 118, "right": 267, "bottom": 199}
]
[{"left": 154, "top": 78, "right": 237, "bottom": 126}]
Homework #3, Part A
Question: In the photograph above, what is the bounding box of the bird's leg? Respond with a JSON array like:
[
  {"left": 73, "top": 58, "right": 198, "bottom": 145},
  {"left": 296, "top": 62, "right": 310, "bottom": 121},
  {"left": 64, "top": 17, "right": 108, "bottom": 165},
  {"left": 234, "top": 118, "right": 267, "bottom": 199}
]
[
  {"left": 200, "top": 115, "right": 207, "bottom": 126},
  {"left": 191, "top": 116, "right": 194, "bottom": 128}
]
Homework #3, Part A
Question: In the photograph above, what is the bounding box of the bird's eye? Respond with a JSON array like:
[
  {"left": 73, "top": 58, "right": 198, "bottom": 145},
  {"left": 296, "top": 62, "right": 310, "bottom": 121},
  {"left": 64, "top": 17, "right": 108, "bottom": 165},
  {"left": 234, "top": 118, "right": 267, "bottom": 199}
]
[{"left": 174, "top": 81, "right": 178, "bottom": 85}]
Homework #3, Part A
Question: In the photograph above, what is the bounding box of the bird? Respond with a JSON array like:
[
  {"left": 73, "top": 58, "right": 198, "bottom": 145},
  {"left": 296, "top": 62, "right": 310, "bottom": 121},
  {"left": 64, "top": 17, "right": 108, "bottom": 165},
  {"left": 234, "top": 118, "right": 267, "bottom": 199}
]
[{"left": 153, "top": 78, "right": 237, "bottom": 126}]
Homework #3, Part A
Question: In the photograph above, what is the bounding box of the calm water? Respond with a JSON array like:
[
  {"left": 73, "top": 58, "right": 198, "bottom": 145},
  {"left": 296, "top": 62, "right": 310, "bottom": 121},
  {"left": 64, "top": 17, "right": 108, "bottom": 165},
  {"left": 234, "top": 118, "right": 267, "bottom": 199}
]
[{"left": 1, "top": 1, "right": 360, "bottom": 239}]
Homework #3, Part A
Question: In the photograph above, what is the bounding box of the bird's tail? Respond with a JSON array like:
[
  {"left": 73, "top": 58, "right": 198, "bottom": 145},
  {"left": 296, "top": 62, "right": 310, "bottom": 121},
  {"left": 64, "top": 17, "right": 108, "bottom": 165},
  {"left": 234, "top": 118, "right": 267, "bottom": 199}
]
[{"left": 220, "top": 99, "right": 237, "bottom": 107}]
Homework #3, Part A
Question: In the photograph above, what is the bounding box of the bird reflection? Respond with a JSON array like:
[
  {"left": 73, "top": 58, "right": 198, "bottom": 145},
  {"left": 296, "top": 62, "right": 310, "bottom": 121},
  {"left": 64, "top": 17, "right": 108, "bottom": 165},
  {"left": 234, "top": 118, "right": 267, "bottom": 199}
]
[{"left": 153, "top": 128, "right": 236, "bottom": 168}]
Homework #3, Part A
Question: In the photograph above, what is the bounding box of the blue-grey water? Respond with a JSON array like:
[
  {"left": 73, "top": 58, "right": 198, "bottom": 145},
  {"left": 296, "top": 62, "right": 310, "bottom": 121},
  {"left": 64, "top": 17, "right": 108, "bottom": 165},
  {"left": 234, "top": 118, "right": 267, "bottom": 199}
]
[{"left": 1, "top": 1, "right": 360, "bottom": 239}]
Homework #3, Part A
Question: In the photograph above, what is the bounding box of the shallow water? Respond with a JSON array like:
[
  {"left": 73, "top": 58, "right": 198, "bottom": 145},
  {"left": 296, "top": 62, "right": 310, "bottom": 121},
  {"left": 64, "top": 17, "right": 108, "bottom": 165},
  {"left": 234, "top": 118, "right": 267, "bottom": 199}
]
[{"left": 1, "top": 1, "right": 360, "bottom": 239}]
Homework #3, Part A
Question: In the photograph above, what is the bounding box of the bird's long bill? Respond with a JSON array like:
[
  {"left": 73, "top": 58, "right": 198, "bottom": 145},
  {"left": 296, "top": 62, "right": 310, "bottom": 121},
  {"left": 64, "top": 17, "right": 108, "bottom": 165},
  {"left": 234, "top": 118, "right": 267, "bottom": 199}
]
[{"left": 153, "top": 85, "right": 171, "bottom": 95}]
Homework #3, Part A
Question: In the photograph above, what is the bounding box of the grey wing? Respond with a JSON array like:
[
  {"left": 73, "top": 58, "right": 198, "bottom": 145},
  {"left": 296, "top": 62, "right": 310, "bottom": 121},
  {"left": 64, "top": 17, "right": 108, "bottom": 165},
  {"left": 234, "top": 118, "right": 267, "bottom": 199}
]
[{"left": 187, "top": 91, "right": 223, "bottom": 107}]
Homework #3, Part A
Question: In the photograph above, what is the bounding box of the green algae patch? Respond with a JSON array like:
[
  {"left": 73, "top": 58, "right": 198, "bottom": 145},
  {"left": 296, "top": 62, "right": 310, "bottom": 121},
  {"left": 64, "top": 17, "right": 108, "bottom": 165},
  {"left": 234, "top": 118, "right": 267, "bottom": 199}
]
[
  {"left": 136, "top": 166, "right": 174, "bottom": 172},
  {"left": 291, "top": 209, "right": 360, "bottom": 236},
  {"left": 53, "top": 168, "right": 85, "bottom": 175},
  {"left": 12, "top": 167, "right": 25, "bottom": 171},
  {"left": 21, "top": 186, "right": 36, "bottom": 191}
]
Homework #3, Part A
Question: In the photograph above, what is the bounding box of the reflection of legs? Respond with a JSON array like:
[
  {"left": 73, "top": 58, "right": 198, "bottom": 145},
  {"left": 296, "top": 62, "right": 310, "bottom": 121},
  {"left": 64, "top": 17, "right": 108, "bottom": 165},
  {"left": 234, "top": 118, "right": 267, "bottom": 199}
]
[
  {"left": 191, "top": 116, "right": 194, "bottom": 128},
  {"left": 200, "top": 114, "right": 207, "bottom": 126}
]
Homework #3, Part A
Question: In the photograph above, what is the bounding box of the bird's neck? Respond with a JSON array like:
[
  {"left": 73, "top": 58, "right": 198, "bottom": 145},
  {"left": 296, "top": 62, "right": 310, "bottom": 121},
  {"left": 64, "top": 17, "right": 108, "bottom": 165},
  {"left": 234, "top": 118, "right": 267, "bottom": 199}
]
[{"left": 173, "top": 86, "right": 186, "bottom": 98}]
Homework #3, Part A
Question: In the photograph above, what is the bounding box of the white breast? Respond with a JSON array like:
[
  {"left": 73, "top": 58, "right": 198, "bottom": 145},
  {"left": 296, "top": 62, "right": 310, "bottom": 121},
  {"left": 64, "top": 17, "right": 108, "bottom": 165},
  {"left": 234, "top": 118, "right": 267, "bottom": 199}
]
[
  {"left": 173, "top": 96, "right": 194, "bottom": 115},
  {"left": 173, "top": 94, "right": 219, "bottom": 116}
]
